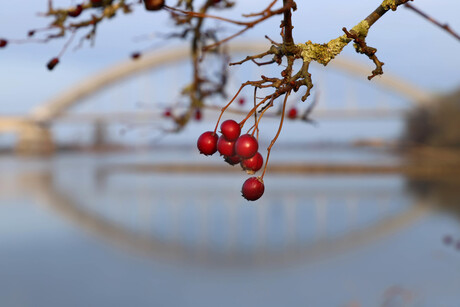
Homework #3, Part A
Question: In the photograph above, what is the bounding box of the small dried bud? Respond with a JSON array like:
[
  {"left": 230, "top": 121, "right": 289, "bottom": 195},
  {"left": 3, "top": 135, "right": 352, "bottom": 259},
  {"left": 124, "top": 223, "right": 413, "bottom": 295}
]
[
  {"left": 90, "top": 0, "right": 113, "bottom": 7},
  {"left": 143, "top": 0, "right": 165, "bottom": 11},
  {"left": 0, "top": 39, "right": 8, "bottom": 48},
  {"left": 131, "top": 52, "right": 141, "bottom": 60},
  {"left": 47, "top": 57, "right": 60, "bottom": 71},
  {"left": 68, "top": 5, "right": 83, "bottom": 17}
]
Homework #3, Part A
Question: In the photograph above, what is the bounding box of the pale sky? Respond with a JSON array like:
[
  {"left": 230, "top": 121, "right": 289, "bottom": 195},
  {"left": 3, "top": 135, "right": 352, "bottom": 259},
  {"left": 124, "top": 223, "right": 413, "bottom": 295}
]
[{"left": 0, "top": 0, "right": 459, "bottom": 114}]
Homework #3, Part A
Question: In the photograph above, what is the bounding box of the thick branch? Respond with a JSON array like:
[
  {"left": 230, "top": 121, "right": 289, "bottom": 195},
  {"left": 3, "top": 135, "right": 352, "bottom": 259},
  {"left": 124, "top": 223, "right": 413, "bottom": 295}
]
[
  {"left": 365, "top": 0, "right": 413, "bottom": 27},
  {"left": 281, "top": 0, "right": 296, "bottom": 46}
]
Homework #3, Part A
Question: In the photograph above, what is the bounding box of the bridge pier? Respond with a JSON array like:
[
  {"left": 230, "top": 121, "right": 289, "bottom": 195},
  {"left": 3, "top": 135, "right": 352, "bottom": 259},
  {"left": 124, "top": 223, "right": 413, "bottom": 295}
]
[
  {"left": 16, "top": 123, "right": 55, "bottom": 156},
  {"left": 93, "top": 120, "right": 109, "bottom": 148}
]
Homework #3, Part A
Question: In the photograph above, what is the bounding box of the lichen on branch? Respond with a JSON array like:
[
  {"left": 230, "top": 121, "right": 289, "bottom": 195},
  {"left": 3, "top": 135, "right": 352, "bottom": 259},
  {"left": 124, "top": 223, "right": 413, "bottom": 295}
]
[
  {"left": 297, "top": 18, "right": 372, "bottom": 66},
  {"left": 297, "top": 20, "right": 370, "bottom": 65},
  {"left": 381, "top": 0, "right": 399, "bottom": 11},
  {"left": 295, "top": 0, "right": 411, "bottom": 78}
]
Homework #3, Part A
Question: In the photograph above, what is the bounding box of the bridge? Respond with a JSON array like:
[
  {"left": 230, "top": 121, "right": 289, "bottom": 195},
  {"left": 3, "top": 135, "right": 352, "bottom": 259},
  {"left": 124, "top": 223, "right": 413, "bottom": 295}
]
[{"left": 0, "top": 42, "right": 435, "bottom": 154}]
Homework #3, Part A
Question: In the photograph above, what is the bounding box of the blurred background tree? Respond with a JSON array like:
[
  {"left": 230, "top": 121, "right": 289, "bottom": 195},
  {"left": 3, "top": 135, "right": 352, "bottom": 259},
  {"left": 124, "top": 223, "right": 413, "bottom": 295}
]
[{"left": 403, "top": 88, "right": 460, "bottom": 148}]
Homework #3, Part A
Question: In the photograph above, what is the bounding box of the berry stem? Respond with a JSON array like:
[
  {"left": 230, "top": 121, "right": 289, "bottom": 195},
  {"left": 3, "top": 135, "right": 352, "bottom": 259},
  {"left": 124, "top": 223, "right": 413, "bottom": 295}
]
[
  {"left": 261, "top": 91, "right": 290, "bottom": 179},
  {"left": 238, "top": 96, "right": 269, "bottom": 129},
  {"left": 213, "top": 83, "right": 247, "bottom": 134},
  {"left": 253, "top": 87, "right": 260, "bottom": 139},
  {"left": 57, "top": 29, "right": 76, "bottom": 58},
  {"left": 245, "top": 87, "right": 263, "bottom": 136},
  {"left": 250, "top": 96, "right": 275, "bottom": 137}
]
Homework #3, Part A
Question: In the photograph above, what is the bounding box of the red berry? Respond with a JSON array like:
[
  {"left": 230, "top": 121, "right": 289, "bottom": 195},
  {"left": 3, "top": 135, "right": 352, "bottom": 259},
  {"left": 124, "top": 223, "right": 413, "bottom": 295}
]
[
  {"left": 287, "top": 107, "right": 298, "bottom": 119},
  {"left": 238, "top": 97, "right": 245, "bottom": 105},
  {"left": 68, "top": 5, "right": 83, "bottom": 17},
  {"left": 47, "top": 57, "right": 59, "bottom": 71},
  {"left": 217, "top": 135, "right": 235, "bottom": 157},
  {"left": 197, "top": 131, "right": 218, "bottom": 156},
  {"left": 241, "top": 177, "right": 264, "bottom": 201},
  {"left": 235, "top": 134, "right": 258, "bottom": 159},
  {"left": 241, "top": 152, "right": 263, "bottom": 174},
  {"left": 194, "top": 108, "right": 202, "bottom": 121},
  {"left": 220, "top": 119, "right": 240, "bottom": 141},
  {"left": 0, "top": 39, "right": 7, "bottom": 48},
  {"left": 143, "top": 0, "right": 165, "bottom": 11},
  {"left": 163, "top": 108, "right": 172, "bottom": 117},
  {"left": 224, "top": 155, "right": 241, "bottom": 166}
]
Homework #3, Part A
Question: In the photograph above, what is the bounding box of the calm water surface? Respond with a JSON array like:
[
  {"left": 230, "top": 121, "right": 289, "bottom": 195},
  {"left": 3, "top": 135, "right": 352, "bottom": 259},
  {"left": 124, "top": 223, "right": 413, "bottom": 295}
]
[{"left": 0, "top": 149, "right": 459, "bottom": 307}]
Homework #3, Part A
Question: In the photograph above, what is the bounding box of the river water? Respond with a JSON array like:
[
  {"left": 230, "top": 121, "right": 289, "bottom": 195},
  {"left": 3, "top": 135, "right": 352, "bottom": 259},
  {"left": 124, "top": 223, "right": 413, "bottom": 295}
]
[{"left": 0, "top": 148, "right": 459, "bottom": 307}]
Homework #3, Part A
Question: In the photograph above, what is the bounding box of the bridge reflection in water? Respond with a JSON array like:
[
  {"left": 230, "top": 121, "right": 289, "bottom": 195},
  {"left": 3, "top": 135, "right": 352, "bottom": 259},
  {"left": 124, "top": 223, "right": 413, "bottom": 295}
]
[
  {"left": 0, "top": 153, "right": 436, "bottom": 266},
  {"left": 1, "top": 151, "right": 460, "bottom": 306}
]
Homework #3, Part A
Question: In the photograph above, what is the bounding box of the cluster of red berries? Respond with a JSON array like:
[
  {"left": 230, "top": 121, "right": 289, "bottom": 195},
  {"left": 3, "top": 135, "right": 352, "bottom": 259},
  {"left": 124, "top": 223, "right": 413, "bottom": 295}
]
[{"left": 197, "top": 119, "right": 265, "bottom": 201}]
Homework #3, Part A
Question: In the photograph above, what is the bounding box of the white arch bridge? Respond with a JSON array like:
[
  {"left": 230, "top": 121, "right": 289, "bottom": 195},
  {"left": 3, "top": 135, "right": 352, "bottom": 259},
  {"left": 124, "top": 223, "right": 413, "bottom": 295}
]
[{"left": 0, "top": 42, "right": 434, "bottom": 154}]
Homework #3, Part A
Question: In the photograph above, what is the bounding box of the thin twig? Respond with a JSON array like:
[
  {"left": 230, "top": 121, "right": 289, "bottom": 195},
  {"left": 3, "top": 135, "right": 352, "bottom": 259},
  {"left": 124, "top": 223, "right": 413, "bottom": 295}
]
[
  {"left": 261, "top": 91, "right": 290, "bottom": 179},
  {"left": 404, "top": 3, "right": 460, "bottom": 41}
]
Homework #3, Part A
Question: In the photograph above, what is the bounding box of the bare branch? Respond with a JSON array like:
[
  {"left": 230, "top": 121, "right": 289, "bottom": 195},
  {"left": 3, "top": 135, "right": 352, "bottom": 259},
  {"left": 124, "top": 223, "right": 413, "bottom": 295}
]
[{"left": 404, "top": 3, "right": 460, "bottom": 41}]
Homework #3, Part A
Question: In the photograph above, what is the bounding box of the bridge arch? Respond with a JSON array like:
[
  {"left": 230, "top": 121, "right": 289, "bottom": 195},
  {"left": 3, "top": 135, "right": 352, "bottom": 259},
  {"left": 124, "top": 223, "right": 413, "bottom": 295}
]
[{"left": 29, "top": 41, "right": 433, "bottom": 123}]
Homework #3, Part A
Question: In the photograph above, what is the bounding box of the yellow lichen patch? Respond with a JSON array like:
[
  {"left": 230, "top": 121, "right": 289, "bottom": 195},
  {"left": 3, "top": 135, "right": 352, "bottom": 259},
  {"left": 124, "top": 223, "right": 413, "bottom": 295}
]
[
  {"left": 350, "top": 20, "right": 370, "bottom": 38},
  {"left": 297, "top": 19, "right": 370, "bottom": 65},
  {"left": 325, "top": 35, "right": 351, "bottom": 61},
  {"left": 381, "top": 0, "right": 398, "bottom": 11},
  {"left": 298, "top": 36, "right": 350, "bottom": 65}
]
